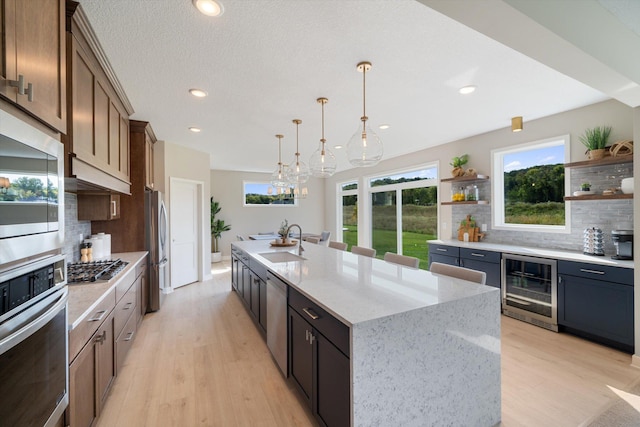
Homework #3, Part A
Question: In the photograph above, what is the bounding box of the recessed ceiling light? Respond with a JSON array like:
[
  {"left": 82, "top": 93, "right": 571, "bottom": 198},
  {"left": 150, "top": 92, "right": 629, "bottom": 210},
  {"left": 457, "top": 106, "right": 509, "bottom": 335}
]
[
  {"left": 189, "top": 127, "right": 202, "bottom": 133},
  {"left": 189, "top": 88, "right": 208, "bottom": 98},
  {"left": 379, "top": 124, "right": 390, "bottom": 130},
  {"left": 193, "top": 0, "right": 224, "bottom": 17},
  {"left": 459, "top": 85, "right": 476, "bottom": 95},
  {"left": 459, "top": 85, "right": 477, "bottom": 94},
  {"left": 334, "top": 145, "right": 343, "bottom": 150}
]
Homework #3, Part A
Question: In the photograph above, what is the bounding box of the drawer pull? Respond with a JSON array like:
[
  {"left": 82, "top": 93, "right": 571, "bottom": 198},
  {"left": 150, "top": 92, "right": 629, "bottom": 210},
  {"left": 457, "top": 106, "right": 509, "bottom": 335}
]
[
  {"left": 94, "top": 330, "right": 107, "bottom": 344},
  {"left": 88, "top": 310, "right": 107, "bottom": 322},
  {"left": 470, "top": 253, "right": 485, "bottom": 257},
  {"left": 580, "top": 268, "right": 605, "bottom": 275},
  {"left": 436, "top": 248, "right": 448, "bottom": 252},
  {"left": 123, "top": 332, "right": 135, "bottom": 342},
  {"left": 302, "top": 307, "right": 319, "bottom": 320},
  {"left": 123, "top": 302, "right": 133, "bottom": 310},
  {"left": 111, "top": 200, "right": 117, "bottom": 217}
]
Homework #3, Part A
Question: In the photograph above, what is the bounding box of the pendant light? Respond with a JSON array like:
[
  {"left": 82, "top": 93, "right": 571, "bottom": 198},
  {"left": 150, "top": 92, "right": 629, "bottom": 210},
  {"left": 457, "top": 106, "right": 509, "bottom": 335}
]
[
  {"left": 347, "top": 61, "right": 383, "bottom": 167},
  {"left": 270, "top": 134, "right": 289, "bottom": 195},
  {"left": 286, "top": 119, "right": 309, "bottom": 198},
  {"left": 309, "top": 97, "right": 337, "bottom": 178}
]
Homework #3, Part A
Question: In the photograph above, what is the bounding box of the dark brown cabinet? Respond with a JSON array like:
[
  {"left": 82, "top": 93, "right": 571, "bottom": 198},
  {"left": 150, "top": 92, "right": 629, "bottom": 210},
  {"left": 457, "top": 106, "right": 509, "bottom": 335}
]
[
  {"left": 77, "top": 193, "right": 121, "bottom": 220},
  {"left": 289, "top": 288, "right": 350, "bottom": 427},
  {"left": 0, "top": 0, "right": 66, "bottom": 132},
  {"left": 64, "top": 1, "right": 132, "bottom": 194},
  {"left": 68, "top": 311, "right": 115, "bottom": 427}
]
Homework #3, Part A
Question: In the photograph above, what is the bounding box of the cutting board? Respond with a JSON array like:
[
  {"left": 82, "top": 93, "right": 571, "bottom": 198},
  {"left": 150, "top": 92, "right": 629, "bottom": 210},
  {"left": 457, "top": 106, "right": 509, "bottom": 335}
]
[{"left": 458, "top": 227, "right": 479, "bottom": 242}]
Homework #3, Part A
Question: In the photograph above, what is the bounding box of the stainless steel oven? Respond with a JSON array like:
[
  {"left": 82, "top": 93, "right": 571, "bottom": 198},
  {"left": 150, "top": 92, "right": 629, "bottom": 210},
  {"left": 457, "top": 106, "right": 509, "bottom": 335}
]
[
  {"left": 0, "top": 109, "right": 64, "bottom": 266},
  {"left": 0, "top": 253, "right": 68, "bottom": 427},
  {"left": 502, "top": 253, "right": 558, "bottom": 331}
]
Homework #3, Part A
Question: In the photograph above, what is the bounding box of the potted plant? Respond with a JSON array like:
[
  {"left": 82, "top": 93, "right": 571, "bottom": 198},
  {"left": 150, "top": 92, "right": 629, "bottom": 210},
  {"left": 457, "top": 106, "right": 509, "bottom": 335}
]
[
  {"left": 579, "top": 126, "right": 612, "bottom": 160},
  {"left": 278, "top": 219, "right": 289, "bottom": 244},
  {"left": 581, "top": 182, "right": 591, "bottom": 192},
  {"left": 450, "top": 154, "right": 469, "bottom": 177},
  {"left": 211, "top": 197, "right": 231, "bottom": 263}
]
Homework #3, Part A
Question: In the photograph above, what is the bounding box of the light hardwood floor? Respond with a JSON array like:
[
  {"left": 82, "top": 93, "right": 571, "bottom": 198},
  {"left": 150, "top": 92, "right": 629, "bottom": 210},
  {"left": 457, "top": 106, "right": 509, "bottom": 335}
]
[{"left": 96, "top": 262, "right": 640, "bottom": 427}]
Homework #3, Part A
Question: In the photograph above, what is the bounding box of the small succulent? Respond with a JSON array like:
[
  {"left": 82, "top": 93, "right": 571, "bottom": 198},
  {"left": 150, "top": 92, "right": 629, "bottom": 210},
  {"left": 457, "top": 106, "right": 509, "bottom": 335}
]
[{"left": 450, "top": 154, "right": 469, "bottom": 168}]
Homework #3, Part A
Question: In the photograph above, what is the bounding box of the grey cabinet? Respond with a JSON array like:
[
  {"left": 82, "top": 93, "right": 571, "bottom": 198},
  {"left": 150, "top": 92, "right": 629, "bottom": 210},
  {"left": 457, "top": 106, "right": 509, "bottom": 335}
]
[
  {"left": 428, "top": 243, "right": 501, "bottom": 288},
  {"left": 289, "top": 287, "right": 350, "bottom": 427},
  {"left": 558, "top": 260, "right": 634, "bottom": 352},
  {"left": 231, "top": 245, "right": 267, "bottom": 335}
]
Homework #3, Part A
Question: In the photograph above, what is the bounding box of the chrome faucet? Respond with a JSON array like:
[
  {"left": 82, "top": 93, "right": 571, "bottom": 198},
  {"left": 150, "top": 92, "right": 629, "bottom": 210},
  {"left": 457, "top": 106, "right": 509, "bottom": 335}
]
[{"left": 286, "top": 223, "right": 304, "bottom": 256}]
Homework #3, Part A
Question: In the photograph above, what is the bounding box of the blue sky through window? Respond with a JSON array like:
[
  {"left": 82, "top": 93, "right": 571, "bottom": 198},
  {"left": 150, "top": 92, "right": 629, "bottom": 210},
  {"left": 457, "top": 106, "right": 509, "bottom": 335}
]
[{"left": 503, "top": 145, "right": 564, "bottom": 172}]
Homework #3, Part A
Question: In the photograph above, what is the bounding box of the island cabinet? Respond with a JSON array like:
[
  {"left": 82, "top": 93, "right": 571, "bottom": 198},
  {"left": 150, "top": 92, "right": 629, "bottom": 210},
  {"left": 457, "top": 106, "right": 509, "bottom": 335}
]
[
  {"left": 428, "top": 243, "right": 501, "bottom": 288},
  {"left": 64, "top": 1, "right": 133, "bottom": 194},
  {"left": 558, "top": 260, "right": 634, "bottom": 352},
  {"left": 231, "top": 245, "right": 268, "bottom": 334},
  {"left": 0, "top": 0, "right": 66, "bottom": 132},
  {"left": 289, "top": 287, "right": 350, "bottom": 427}
]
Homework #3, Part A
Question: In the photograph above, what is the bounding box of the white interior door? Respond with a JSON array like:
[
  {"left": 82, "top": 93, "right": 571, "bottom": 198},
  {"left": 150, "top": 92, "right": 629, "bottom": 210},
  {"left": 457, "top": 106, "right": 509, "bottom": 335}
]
[{"left": 170, "top": 180, "right": 199, "bottom": 288}]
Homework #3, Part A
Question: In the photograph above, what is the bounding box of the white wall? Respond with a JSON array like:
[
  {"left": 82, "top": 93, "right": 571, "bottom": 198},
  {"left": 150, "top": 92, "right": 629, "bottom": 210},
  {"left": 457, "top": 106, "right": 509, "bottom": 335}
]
[
  {"left": 210, "top": 170, "right": 325, "bottom": 258},
  {"left": 157, "top": 140, "right": 212, "bottom": 285}
]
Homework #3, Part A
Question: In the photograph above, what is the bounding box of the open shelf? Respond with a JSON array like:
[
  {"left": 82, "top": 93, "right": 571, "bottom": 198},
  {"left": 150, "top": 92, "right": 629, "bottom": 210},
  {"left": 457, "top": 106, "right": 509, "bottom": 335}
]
[
  {"left": 564, "top": 156, "right": 632, "bottom": 169},
  {"left": 564, "top": 193, "right": 632, "bottom": 201},
  {"left": 441, "top": 200, "right": 490, "bottom": 205},
  {"left": 440, "top": 174, "right": 489, "bottom": 183}
]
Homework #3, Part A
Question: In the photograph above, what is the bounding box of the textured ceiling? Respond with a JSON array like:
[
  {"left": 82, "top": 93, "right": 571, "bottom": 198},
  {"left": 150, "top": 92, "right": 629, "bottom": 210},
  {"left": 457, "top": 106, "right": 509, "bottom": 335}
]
[{"left": 77, "top": 0, "right": 612, "bottom": 173}]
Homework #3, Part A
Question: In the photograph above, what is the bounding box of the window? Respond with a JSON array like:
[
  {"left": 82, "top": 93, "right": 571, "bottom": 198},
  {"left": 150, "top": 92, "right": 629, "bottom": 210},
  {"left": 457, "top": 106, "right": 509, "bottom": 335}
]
[
  {"left": 243, "top": 182, "right": 297, "bottom": 206},
  {"left": 368, "top": 165, "right": 438, "bottom": 269},
  {"left": 492, "top": 135, "right": 570, "bottom": 232},
  {"left": 338, "top": 182, "right": 358, "bottom": 247}
]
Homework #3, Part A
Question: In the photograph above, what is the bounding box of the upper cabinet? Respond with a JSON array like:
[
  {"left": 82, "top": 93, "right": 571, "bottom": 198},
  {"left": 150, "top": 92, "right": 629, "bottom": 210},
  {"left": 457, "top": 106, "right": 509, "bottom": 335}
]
[
  {"left": 63, "top": 2, "right": 134, "bottom": 194},
  {"left": 130, "top": 121, "right": 157, "bottom": 191},
  {"left": 0, "top": 0, "right": 66, "bottom": 132}
]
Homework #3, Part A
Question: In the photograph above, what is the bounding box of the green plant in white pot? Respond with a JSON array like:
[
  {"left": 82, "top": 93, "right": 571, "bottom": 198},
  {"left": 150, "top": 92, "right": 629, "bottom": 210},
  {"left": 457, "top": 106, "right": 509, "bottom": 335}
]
[
  {"left": 211, "top": 197, "right": 231, "bottom": 263},
  {"left": 579, "top": 126, "right": 612, "bottom": 160}
]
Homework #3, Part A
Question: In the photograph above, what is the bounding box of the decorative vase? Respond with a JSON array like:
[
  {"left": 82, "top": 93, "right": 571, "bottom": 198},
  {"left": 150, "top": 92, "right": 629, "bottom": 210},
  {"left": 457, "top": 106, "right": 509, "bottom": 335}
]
[
  {"left": 451, "top": 166, "right": 465, "bottom": 177},
  {"left": 587, "top": 148, "right": 606, "bottom": 160},
  {"left": 212, "top": 252, "right": 222, "bottom": 263}
]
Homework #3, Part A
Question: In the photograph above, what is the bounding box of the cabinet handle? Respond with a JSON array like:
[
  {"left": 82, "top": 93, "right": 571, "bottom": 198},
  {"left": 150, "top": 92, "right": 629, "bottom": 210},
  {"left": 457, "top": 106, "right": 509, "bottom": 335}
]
[
  {"left": 505, "top": 296, "right": 531, "bottom": 306},
  {"left": 88, "top": 310, "right": 107, "bottom": 322},
  {"left": 111, "top": 200, "right": 117, "bottom": 217},
  {"left": 123, "top": 331, "right": 135, "bottom": 342},
  {"left": 8, "top": 74, "right": 25, "bottom": 95},
  {"left": 436, "top": 248, "right": 448, "bottom": 252},
  {"left": 305, "top": 329, "right": 310, "bottom": 342},
  {"left": 25, "top": 82, "right": 33, "bottom": 102},
  {"left": 94, "top": 330, "right": 107, "bottom": 344},
  {"left": 579, "top": 268, "right": 605, "bottom": 275},
  {"left": 309, "top": 333, "right": 315, "bottom": 345},
  {"left": 470, "top": 253, "right": 485, "bottom": 257},
  {"left": 302, "top": 307, "right": 319, "bottom": 320},
  {"left": 123, "top": 302, "right": 133, "bottom": 310}
]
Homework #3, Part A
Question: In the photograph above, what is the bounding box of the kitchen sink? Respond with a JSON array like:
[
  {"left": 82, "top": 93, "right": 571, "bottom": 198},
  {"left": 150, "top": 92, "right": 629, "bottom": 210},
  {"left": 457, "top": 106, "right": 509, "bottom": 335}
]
[{"left": 258, "top": 252, "right": 306, "bottom": 263}]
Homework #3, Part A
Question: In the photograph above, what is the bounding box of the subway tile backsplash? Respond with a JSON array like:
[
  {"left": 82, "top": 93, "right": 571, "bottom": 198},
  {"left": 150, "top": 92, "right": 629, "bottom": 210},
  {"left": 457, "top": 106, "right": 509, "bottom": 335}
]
[
  {"left": 451, "top": 169, "right": 633, "bottom": 257},
  {"left": 64, "top": 192, "right": 91, "bottom": 264}
]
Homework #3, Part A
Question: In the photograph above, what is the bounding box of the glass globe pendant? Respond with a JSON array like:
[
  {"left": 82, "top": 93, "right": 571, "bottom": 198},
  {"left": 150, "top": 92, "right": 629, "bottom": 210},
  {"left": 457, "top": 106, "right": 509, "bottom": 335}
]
[
  {"left": 347, "top": 61, "right": 383, "bottom": 167},
  {"left": 285, "top": 119, "right": 309, "bottom": 198},
  {"left": 309, "top": 97, "right": 337, "bottom": 178},
  {"left": 270, "top": 134, "right": 289, "bottom": 191}
]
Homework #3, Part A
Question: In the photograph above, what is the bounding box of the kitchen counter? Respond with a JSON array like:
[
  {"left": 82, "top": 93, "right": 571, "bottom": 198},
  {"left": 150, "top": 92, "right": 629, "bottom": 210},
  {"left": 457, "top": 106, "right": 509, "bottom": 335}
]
[
  {"left": 429, "top": 239, "right": 635, "bottom": 269},
  {"left": 233, "top": 240, "right": 501, "bottom": 426},
  {"left": 67, "top": 251, "right": 148, "bottom": 329}
]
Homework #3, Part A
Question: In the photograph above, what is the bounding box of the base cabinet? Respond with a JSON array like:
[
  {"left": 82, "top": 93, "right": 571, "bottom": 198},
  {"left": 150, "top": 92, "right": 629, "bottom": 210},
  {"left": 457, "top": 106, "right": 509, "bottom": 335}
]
[
  {"left": 68, "top": 311, "right": 115, "bottom": 427},
  {"left": 558, "top": 260, "right": 634, "bottom": 352},
  {"left": 289, "top": 288, "right": 350, "bottom": 427},
  {"left": 428, "top": 244, "right": 501, "bottom": 289}
]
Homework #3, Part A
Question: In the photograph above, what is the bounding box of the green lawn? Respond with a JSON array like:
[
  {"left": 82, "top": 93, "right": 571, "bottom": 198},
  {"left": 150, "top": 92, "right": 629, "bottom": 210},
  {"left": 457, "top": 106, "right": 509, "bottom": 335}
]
[{"left": 343, "top": 225, "right": 435, "bottom": 270}]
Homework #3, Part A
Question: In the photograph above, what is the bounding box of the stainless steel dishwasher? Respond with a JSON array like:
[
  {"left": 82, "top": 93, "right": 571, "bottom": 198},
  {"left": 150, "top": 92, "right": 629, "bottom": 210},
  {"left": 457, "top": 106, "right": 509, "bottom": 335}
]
[{"left": 266, "top": 272, "right": 288, "bottom": 377}]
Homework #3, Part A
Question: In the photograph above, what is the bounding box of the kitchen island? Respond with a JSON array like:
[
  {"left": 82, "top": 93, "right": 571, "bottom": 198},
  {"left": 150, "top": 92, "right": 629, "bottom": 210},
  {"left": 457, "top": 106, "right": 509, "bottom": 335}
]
[{"left": 233, "top": 240, "right": 501, "bottom": 426}]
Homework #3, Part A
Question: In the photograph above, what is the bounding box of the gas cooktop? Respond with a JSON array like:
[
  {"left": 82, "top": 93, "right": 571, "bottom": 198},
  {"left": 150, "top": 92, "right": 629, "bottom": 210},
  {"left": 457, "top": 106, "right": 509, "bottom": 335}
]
[{"left": 67, "top": 259, "right": 129, "bottom": 284}]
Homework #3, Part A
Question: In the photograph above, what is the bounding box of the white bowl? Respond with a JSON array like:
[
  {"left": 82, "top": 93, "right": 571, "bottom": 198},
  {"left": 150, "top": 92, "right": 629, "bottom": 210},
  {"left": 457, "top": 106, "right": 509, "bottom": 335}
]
[{"left": 621, "top": 177, "right": 634, "bottom": 194}]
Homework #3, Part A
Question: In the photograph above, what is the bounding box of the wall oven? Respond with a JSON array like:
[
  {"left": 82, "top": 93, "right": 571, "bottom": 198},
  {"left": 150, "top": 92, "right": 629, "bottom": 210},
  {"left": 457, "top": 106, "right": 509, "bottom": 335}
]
[
  {"left": 0, "top": 109, "right": 64, "bottom": 266},
  {"left": 502, "top": 253, "right": 558, "bottom": 332},
  {"left": 0, "top": 253, "right": 68, "bottom": 427}
]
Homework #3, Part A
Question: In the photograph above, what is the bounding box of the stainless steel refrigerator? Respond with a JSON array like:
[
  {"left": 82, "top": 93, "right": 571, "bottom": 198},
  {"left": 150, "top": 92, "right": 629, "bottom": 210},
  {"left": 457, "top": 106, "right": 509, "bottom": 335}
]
[{"left": 145, "top": 190, "right": 168, "bottom": 312}]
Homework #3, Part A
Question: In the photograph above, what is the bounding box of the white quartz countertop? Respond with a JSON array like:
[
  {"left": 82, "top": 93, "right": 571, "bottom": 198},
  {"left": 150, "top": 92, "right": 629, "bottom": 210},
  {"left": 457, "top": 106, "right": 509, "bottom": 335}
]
[
  {"left": 233, "top": 241, "right": 498, "bottom": 327},
  {"left": 429, "top": 239, "right": 635, "bottom": 269},
  {"left": 67, "top": 251, "right": 148, "bottom": 329}
]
